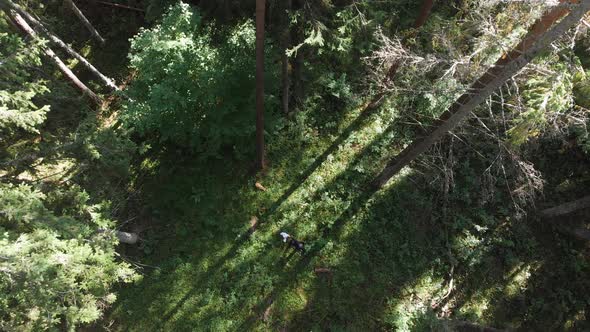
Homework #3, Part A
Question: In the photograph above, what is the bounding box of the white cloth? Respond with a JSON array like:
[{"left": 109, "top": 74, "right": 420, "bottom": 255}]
[{"left": 280, "top": 232, "right": 290, "bottom": 243}]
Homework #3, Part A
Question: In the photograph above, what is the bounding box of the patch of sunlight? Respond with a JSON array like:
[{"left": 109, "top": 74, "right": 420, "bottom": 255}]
[
  {"left": 459, "top": 291, "right": 491, "bottom": 320},
  {"left": 279, "top": 103, "right": 396, "bottom": 210},
  {"left": 564, "top": 308, "right": 586, "bottom": 329},
  {"left": 17, "top": 158, "right": 76, "bottom": 183},
  {"left": 380, "top": 166, "right": 414, "bottom": 191},
  {"left": 382, "top": 271, "right": 445, "bottom": 332},
  {"left": 66, "top": 56, "right": 79, "bottom": 69},
  {"left": 450, "top": 228, "right": 489, "bottom": 268},
  {"left": 139, "top": 157, "right": 159, "bottom": 172},
  {"left": 503, "top": 261, "right": 540, "bottom": 297},
  {"left": 263, "top": 105, "right": 400, "bottom": 242},
  {"left": 275, "top": 286, "right": 308, "bottom": 321},
  {"left": 80, "top": 44, "right": 92, "bottom": 58}
]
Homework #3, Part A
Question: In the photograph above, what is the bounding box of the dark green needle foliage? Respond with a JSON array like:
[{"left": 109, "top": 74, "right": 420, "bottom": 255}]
[{"left": 123, "top": 3, "right": 278, "bottom": 158}]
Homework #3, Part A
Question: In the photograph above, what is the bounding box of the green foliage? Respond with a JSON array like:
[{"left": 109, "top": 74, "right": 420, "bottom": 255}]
[
  {"left": 0, "top": 184, "right": 138, "bottom": 331},
  {"left": 508, "top": 61, "right": 574, "bottom": 146},
  {"left": 0, "top": 32, "right": 50, "bottom": 134},
  {"left": 570, "top": 72, "right": 590, "bottom": 154},
  {"left": 123, "top": 3, "right": 278, "bottom": 157}
]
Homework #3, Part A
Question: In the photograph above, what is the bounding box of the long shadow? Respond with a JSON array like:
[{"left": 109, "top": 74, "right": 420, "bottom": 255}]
[
  {"left": 146, "top": 109, "right": 381, "bottom": 324},
  {"left": 155, "top": 229, "right": 253, "bottom": 326},
  {"left": 146, "top": 115, "right": 399, "bottom": 330},
  {"left": 260, "top": 94, "right": 388, "bottom": 221},
  {"left": 281, "top": 177, "right": 440, "bottom": 330},
  {"left": 142, "top": 94, "right": 391, "bottom": 326},
  {"left": 481, "top": 210, "right": 590, "bottom": 331},
  {"left": 233, "top": 122, "right": 404, "bottom": 330},
  {"left": 238, "top": 186, "right": 383, "bottom": 330}
]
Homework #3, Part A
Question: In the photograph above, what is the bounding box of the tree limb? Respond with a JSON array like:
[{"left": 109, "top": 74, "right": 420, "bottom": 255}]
[
  {"left": 64, "top": 0, "right": 105, "bottom": 45},
  {"left": 0, "top": 0, "right": 119, "bottom": 91},
  {"left": 4, "top": 9, "right": 102, "bottom": 105},
  {"left": 539, "top": 195, "right": 590, "bottom": 218}
]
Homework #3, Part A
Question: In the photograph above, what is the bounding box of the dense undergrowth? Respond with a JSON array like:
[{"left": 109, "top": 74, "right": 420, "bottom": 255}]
[
  {"left": 2, "top": 0, "right": 589, "bottom": 331},
  {"left": 110, "top": 94, "right": 590, "bottom": 330}
]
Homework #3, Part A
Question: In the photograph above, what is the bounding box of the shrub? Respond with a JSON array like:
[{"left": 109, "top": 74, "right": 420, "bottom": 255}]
[
  {"left": 123, "top": 3, "right": 278, "bottom": 158},
  {"left": 0, "top": 184, "right": 138, "bottom": 330}
]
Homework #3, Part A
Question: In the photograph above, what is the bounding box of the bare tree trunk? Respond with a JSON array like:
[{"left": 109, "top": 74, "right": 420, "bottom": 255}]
[
  {"left": 255, "top": 0, "right": 266, "bottom": 171},
  {"left": 293, "top": 24, "right": 304, "bottom": 105},
  {"left": 1, "top": 0, "right": 118, "bottom": 91},
  {"left": 371, "top": 1, "right": 590, "bottom": 189},
  {"left": 97, "top": 229, "right": 139, "bottom": 244},
  {"left": 64, "top": 0, "right": 105, "bottom": 45},
  {"left": 281, "top": 0, "right": 292, "bottom": 116},
  {"left": 539, "top": 195, "right": 590, "bottom": 218},
  {"left": 6, "top": 10, "right": 102, "bottom": 105},
  {"left": 88, "top": 0, "right": 145, "bottom": 13},
  {"left": 115, "top": 230, "right": 139, "bottom": 244},
  {"left": 414, "top": 0, "right": 434, "bottom": 28}
]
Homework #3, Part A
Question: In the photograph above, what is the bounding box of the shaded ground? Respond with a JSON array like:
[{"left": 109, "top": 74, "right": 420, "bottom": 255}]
[{"left": 109, "top": 97, "right": 589, "bottom": 331}]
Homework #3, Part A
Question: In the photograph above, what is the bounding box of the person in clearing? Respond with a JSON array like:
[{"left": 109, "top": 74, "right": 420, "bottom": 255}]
[{"left": 280, "top": 231, "right": 305, "bottom": 255}]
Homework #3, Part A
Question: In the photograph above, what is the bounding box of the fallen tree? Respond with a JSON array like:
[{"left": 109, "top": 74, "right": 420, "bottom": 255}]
[
  {"left": 4, "top": 9, "right": 102, "bottom": 105},
  {"left": 371, "top": 1, "right": 590, "bottom": 189},
  {"left": 539, "top": 195, "right": 590, "bottom": 218},
  {"left": 64, "top": 0, "right": 106, "bottom": 45},
  {"left": 98, "top": 229, "right": 140, "bottom": 244},
  {"left": 1, "top": 0, "right": 119, "bottom": 91}
]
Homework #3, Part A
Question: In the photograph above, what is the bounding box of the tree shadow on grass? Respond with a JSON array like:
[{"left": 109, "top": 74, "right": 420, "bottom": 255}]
[
  {"left": 262, "top": 97, "right": 388, "bottom": 222},
  {"left": 110, "top": 112, "right": 401, "bottom": 330}
]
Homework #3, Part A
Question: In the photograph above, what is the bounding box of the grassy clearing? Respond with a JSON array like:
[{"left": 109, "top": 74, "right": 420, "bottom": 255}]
[{"left": 109, "top": 93, "right": 589, "bottom": 331}]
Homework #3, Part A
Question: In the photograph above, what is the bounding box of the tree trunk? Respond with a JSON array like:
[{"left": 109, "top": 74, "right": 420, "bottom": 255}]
[
  {"left": 414, "top": 0, "right": 434, "bottom": 28},
  {"left": 292, "top": 5, "right": 304, "bottom": 107},
  {"left": 97, "top": 229, "right": 139, "bottom": 244},
  {"left": 6, "top": 10, "right": 102, "bottom": 105},
  {"left": 90, "top": 0, "right": 145, "bottom": 13},
  {"left": 539, "top": 195, "right": 590, "bottom": 218},
  {"left": 64, "top": 0, "right": 105, "bottom": 45},
  {"left": 281, "top": 0, "right": 292, "bottom": 116},
  {"left": 255, "top": 0, "right": 266, "bottom": 171},
  {"left": 1, "top": 0, "right": 118, "bottom": 91},
  {"left": 371, "top": 1, "right": 590, "bottom": 189},
  {"left": 115, "top": 230, "right": 139, "bottom": 244}
]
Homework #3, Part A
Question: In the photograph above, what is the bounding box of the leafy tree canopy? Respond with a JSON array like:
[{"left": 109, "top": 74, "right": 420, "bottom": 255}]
[{"left": 123, "top": 3, "right": 278, "bottom": 157}]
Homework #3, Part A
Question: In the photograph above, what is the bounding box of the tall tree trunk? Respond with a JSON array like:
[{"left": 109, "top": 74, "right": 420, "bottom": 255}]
[
  {"left": 292, "top": 23, "right": 304, "bottom": 105},
  {"left": 414, "top": 0, "right": 434, "bottom": 28},
  {"left": 6, "top": 10, "right": 102, "bottom": 105},
  {"left": 64, "top": 0, "right": 105, "bottom": 45},
  {"left": 1, "top": 0, "right": 119, "bottom": 91},
  {"left": 281, "top": 0, "right": 292, "bottom": 116},
  {"left": 371, "top": 1, "right": 590, "bottom": 189},
  {"left": 255, "top": 0, "right": 266, "bottom": 171}
]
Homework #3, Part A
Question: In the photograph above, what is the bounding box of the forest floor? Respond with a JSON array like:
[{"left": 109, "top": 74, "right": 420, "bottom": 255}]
[
  {"left": 106, "top": 96, "right": 589, "bottom": 331},
  {"left": 37, "top": 3, "right": 589, "bottom": 331}
]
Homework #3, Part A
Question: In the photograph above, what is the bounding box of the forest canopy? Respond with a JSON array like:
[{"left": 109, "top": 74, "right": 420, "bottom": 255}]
[
  {"left": 123, "top": 3, "right": 279, "bottom": 157},
  {"left": 1, "top": 0, "right": 589, "bottom": 331}
]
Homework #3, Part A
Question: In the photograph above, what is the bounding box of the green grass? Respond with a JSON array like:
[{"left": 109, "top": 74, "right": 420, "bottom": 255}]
[{"left": 108, "top": 96, "right": 590, "bottom": 331}]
